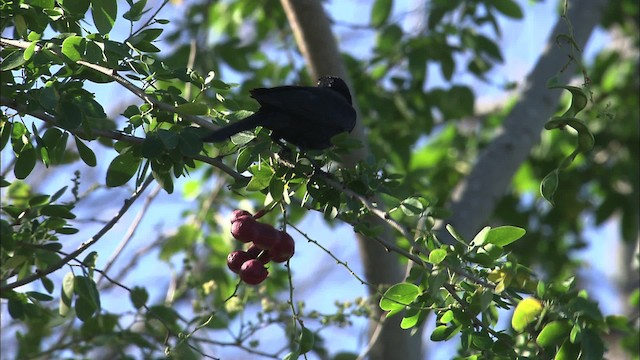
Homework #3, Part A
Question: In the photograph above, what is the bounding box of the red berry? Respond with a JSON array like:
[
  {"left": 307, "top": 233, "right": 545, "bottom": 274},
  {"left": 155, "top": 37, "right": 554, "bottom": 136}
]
[
  {"left": 270, "top": 231, "right": 295, "bottom": 263},
  {"left": 246, "top": 244, "right": 271, "bottom": 264},
  {"left": 231, "top": 216, "right": 259, "bottom": 243},
  {"left": 239, "top": 259, "right": 268, "bottom": 285},
  {"left": 227, "top": 250, "right": 252, "bottom": 274},
  {"left": 231, "top": 210, "right": 252, "bottom": 224},
  {"left": 251, "top": 223, "right": 281, "bottom": 250}
]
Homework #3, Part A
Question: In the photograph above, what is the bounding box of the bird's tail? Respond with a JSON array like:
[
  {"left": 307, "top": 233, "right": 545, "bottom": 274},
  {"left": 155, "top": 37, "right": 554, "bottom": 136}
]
[{"left": 202, "top": 113, "right": 262, "bottom": 143}]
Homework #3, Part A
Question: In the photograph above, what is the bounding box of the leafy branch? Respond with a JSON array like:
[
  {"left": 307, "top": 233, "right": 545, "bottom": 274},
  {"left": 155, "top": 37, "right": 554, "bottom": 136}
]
[{"left": 1, "top": 175, "right": 154, "bottom": 292}]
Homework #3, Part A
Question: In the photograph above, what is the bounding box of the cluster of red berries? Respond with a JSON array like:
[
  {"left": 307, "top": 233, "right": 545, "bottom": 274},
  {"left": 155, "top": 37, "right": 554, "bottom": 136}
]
[{"left": 226, "top": 210, "right": 295, "bottom": 285}]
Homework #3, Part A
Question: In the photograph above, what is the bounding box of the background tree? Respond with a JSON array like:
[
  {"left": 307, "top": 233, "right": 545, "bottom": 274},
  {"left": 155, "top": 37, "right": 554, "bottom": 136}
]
[{"left": 1, "top": 0, "right": 638, "bottom": 359}]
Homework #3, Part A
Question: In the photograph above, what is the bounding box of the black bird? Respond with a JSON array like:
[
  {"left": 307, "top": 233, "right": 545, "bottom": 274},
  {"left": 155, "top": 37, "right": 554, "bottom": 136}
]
[{"left": 202, "top": 76, "right": 356, "bottom": 150}]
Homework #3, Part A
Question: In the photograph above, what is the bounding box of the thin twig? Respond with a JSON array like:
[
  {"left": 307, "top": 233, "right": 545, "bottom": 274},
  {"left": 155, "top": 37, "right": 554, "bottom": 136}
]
[
  {"left": 97, "top": 184, "right": 163, "bottom": 287},
  {"left": 356, "top": 312, "right": 387, "bottom": 360},
  {"left": 1, "top": 176, "right": 154, "bottom": 291},
  {"left": 443, "top": 283, "right": 505, "bottom": 340}
]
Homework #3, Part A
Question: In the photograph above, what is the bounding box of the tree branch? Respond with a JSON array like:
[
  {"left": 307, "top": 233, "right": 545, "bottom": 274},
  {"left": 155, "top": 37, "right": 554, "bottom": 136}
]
[
  {"left": 0, "top": 37, "right": 214, "bottom": 130},
  {"left": 0, "top": 95, "right": 247, "bottom": 183},
  {"left": 1, "top": 176, "right": 154, "bottom": 292}
]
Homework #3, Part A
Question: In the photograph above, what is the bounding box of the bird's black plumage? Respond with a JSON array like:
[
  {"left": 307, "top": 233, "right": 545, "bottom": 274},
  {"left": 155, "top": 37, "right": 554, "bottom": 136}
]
[{"left": 202, "top": 76, "right": 356, "bottom": 150}]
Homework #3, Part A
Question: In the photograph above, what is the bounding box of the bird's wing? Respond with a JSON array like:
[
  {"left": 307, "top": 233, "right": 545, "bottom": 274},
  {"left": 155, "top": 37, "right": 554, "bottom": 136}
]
[
  {"left": 250, "top": 86, "right": 326, "bottom": 114},
  {"left": 250, "top": 86, "right": 355, "bottom": 132}
]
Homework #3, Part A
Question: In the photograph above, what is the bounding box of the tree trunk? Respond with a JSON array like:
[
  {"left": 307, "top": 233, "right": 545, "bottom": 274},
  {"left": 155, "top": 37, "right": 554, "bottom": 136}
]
[
  {"left": 280, "top": 0, "right": 608, "bottom": 359},
  {"left": 279, "top": 1, "right": 422, "bottom": 359},
  {"left": 440, "top": 0, "right": 609, "bottom": 243}
]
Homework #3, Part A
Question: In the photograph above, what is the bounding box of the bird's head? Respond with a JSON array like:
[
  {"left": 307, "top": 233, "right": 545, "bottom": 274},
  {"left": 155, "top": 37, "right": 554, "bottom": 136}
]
[{"left": 317, "top": 76, "right": 353, "bottom": 105}]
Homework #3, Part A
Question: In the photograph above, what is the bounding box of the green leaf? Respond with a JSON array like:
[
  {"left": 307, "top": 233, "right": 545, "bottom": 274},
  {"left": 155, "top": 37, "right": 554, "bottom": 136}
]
[
  {"left": 1, "top": 50, "right": 27, "bottom": 71},
  {"left": 1, "top": 121, "right": 12, "bottom": 151},
  {"left": 130, "top": 286, "right": 148, "bottom": 309},
  {"left": 41, "top": 128, "right": 64, "bottom": 164},
  {"left": 60, "top": 0, "right": 91, "bottom": 17},
  {"left": 376, "top": 25, "right": 403, "bottom": 55},
  {"left": 371, "top": 0, "right": 393, "bottom": 27},
  {"left": 14, "top": 146, "right": 36, "bottom": 179},
  {"left": 540, "top": 170, "right": 559, "bottom": 205},
  {"left": 147, "top": 305, "right": 180, "bottom": 331},
  {"left": 470, "top": 226, "right": 491, "bottom": 247},
  {"left": 8, "top": 297, "right": 24, "bottom": 319},
  {"left": 29, "top": 194, "right": 50, "bottom": 207},
  {"left": 399, "top": 197, "right": 424, "bottom": 216},
  {"left": 61, "top": 36, "right": 85, "bottom": 61},
  {"left": 606, "top": 315, "right": 632, "bottom": 332},
  {"left": 580, "top": 329, "right": 604, "bottom": 360},
  {"left": 283, "top": 351, "right": 300, "bottom": 360},
  {"left": 56, "top": 98, "right": 83, "bottom": 130},
  {"left": 129, "top": 40, "right": 160, "bottom": 53},
  {"left": 268, "top": 177, "right": 285, "bottom": 202},
  {"left": 485, "top": 226, "right": 526, "bottom": 246},
  {"left": 512, "top": 297, "right": 543, "bottom": 332},
  {"left": 471, "top": 332, "right": 494, "bottom": 350},
  {"left": 400, "top": 307, "right": 424, "bottom": 329},
  {"left": 60, "top": 272, "right": 75, "bottom": 316},
  {"left": 23, "top": 41, "right": 37, "bottom": 61},
  {"left": 73, "top": 276, "right": 101, "bottom": 321},
  {"left": 178, "top": 130, "right": 202, "bottom": 157},
  {"left": 75, "top": 295, "right": 97, "bottom": 321},
  {"left": 536, "top": 320, "right": 571, "bottom": 348},
  {"left": 490, "top": 0, "right": 523, "bottom": 19},
  {"left": 430, "top": 324, "right": 462, "bottom": 341},
  {"left": 74, "top": 137, "right": 96, "bottom": 167},
  {"left": 82, "top": 251, "right": 98, "bottom": 268},
  {"left": 152, "top": 168, "right": 174, "bottom": 194},
  {"left": 440, "top": 310, "right": 455, "bottom": 323},
  {"left": 106, "top": 152, "right": 141, "bottom": 187},
  {"left": 246, "top": 165, "right": 274, "bottom": 191},
  {"left": 27, "top": 0, "right": 54, "bottom": 8},
  {"left": 547, "top": 85, "right": 589, "bottom": 118},
  {"left": 123, "top": 0, "right": 147, "bottom": 21},
  {"left": 26, "top": 291, "right": 54, "bottom": 301},
  {"left": 235, "top": 147, "right": 255, "bottom": 173},
  {"left": 40, "top": 205, "right": 76, "bottom": 219},
  {"left": 555, "top": 339, "right": 580, "bottom": 360},
  {"left": 428, "top": 248, "right": 447, "bottom": 265},
  {"left": 51, "top": 186, "right": 68, "bottom": 202},
  {"left": 475, "top": 34, "right": 503, "bottom": 62},
  {"left": 138, "top": 28, "right": 163, "bottom": 42},
  {"left": 159, "top": 224, "right": 200, "bottom": 260},
  {"left": 298, "top": 327, "right": 314, "bottom": 354},
  {"left": 57, "top": 227, "right": 79, "bottom": 234},
  {"left": 157, "top": 129, "right": 178, "bottom": 149},
  {"left": 446, "top": 224, "right": 466, "bottom": 244},
  {"left": 91, "top": 0, "right": 118, "bottom": 34},
  {"left": 74, "top": 276, "right": 99, "bottom": 301},
  {"left": 447, "top": 86, "right": 475, "bottom": 118},
  {"left": 379, "top": 283, "right": 420, "bottom": 315},
  {"left": 141, "top": 135, "right": 164, "bottom": 158}
]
